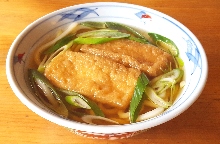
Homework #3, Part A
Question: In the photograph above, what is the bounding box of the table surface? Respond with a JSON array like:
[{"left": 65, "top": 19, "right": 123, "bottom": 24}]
[{"left": 1, "top": 0, "right": 219, "bottom": 143}]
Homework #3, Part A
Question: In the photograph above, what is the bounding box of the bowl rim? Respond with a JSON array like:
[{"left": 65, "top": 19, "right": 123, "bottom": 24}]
[{"left": 6, "top": 2, "right": 208, "bottom": 134}]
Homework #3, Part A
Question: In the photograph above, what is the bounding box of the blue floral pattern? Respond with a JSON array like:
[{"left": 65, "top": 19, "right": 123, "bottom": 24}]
[
  {"left": 185, "top": 38, "right": 201, "bottom": 75},
  {"left": 58, "top": 8, "right": 99, "bottom": 22}
]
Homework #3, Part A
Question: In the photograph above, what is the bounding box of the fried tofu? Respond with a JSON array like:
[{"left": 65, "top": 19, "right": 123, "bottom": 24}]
[
  {"left": 80, "top": 39, "right": 174, "bottom": 77},
  {"left": 44, "top": 51, "right": 140, "bottom": 109}
]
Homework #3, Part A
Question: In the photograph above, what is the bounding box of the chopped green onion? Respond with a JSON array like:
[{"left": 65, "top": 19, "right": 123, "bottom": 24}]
[
  {"left": 34, "top": 22, "right": 78, "bottom": 65},
  {"left": 80, "top": 21, "right": 106, "bottom": 29},
  {"left": 150, "top": 69, "right": 183, "bottom": 95},
  {"left": 151, "top": 69, "right": 183, "bottom": 86},
  {"left": 29, "top": 69, "right": 60, "bottom": 100},
  {"left": 105, "top": 22, "right": 146, "bottom": 40},
  {"left": 129, "top": 73, "right": 149, "bottom": 123},
  {"left": 128, "top": 36, "right": 149, "bottom": 44},
  {"left": 77, "top": 29, "right": 130, "bottom": 38},
  {"left": 65, "top": 95, "right": 91, "bottom": 109},
  {"left": 145, "top": 86, "right": 172, "bottom": 108},
  {"left": 44, "top": 35, "right": 74, "bottom": 54},
  {"left": 35, "top": 78, "right": 58, "bottom": 106},
  {"left": 61, "top": 90, "right": 105, "bottom": 117},
  {"left": 148, "top": 33, "right": 179, "bottom": 57},
  {"left": 176, "top": 56, "right": 184, "bottom": 67},
  {"left": 28, "top": 69, "right": 68, "bottom": 117}
]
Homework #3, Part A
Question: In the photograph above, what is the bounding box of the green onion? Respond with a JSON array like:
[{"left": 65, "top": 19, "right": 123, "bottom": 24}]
[
  {"left": 77, "top": 29, "right": 130, "bottom": 38},
  {"left": 65, "top": 95, "right": 91, "bottom": 109},
  {"left": 61, "top": 90, "right": 105, "bottom": 117},
  {"left": 129, "top": 73, "right": 149, "bottom": 123},
  {"left": 150, "top": 68, "right": 184, "bottom": 96},
  {"left": 28, "top": 69, "right": 68, "bottom": 117},
  {"left": 80, "top": 21, "right": 106, "bottom": 29},
  {"left": 148, "top": 33, "right": 179, "bottom": 57},
  {"left": 145, "top": 86, "right": 172, "bottom": 108},
  {"left": 44, "top": 35, "right": 74, "bottom": 54},
  {"left": 150, "top": 69, "right": 184, "bottom": 86},
  {"left": 105, "top": 22, "right": 146, "bottom": 39},
  {"left": 29, "top": 69, "right": 60, "bottom": 100},
  {"left": 176, "top": 56, "right": 184, "bottom": 67},
  {"left": 128, "top": 36, "right": 149, "bottom": 44}
]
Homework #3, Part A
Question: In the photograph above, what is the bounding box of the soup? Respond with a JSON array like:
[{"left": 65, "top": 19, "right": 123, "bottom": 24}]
[{"left": 28, "top": 21, "right": 185, "bottom": 125}]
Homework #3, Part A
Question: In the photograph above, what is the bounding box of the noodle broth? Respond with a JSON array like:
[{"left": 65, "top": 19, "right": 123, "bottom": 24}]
[{"left": 28, "top": 21, "right": 185, "bottom": 125}]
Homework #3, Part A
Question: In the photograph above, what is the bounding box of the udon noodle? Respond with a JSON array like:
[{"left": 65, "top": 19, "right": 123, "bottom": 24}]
[{"left": 28, "top": 21, "right": 185, "bottom": 125}]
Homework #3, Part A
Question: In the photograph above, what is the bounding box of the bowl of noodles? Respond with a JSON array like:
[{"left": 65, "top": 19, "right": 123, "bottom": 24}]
[{"left": 6, "top": 2, "right": 208, "bottom": 140}]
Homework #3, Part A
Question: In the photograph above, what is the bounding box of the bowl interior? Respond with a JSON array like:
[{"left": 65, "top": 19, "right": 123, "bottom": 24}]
[{"left": 6, "top": 2, "right": 208, "bottom": 134}]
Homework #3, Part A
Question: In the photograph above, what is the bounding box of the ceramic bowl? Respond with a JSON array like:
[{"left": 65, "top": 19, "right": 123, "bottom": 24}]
[{"left": 6, "top": 2, "right": 208, "bottom": 140}]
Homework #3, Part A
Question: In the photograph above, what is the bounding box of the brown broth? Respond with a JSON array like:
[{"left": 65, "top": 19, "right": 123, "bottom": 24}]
[{"left": 28, "top": 22, "right": 184, "bottom": 125}]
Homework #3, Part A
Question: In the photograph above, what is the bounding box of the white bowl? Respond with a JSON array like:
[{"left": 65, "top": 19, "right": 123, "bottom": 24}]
[{"left": 6, "top": 2, "right": 208, "bottom": 140}]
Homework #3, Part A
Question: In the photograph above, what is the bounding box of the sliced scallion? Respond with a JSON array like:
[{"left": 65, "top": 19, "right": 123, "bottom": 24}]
[
  {"left": 44, "top": 35, "right": 74, "bottom": 54},
  {"left": 105, "top": 22, "right": 146, "bottom": 39},
  {"left": 150, "top": 69, "right": 184, "bottom": 87},
  {"left": 29, "top": 69, "right": 60, "bottom": 101},
  {"left": 65, "top": 95, "right": 91, "bottom": 109},
  {"left": 28, "top": 69, "right": 68, "bottom": 117},
  {"left": 77, "top": 29, "right": 130, "bottom": 38},
  {"left": 145, "top": 86, "right": 172, "bottom": 108},
  {"left": 129, "top": 73, "right": 149, "bottom": 123},
  {"left": 80, "top": 21, "right": 106, "bottom": 29},
  {"left": 148, "top": 33, "right": 179, "bottom": 57},
  {"left": 128, "top": 36, "right": 149, "bottom": 44},
  {"left": 61, "top": 90, "right": 105, "bottom": 117}
]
